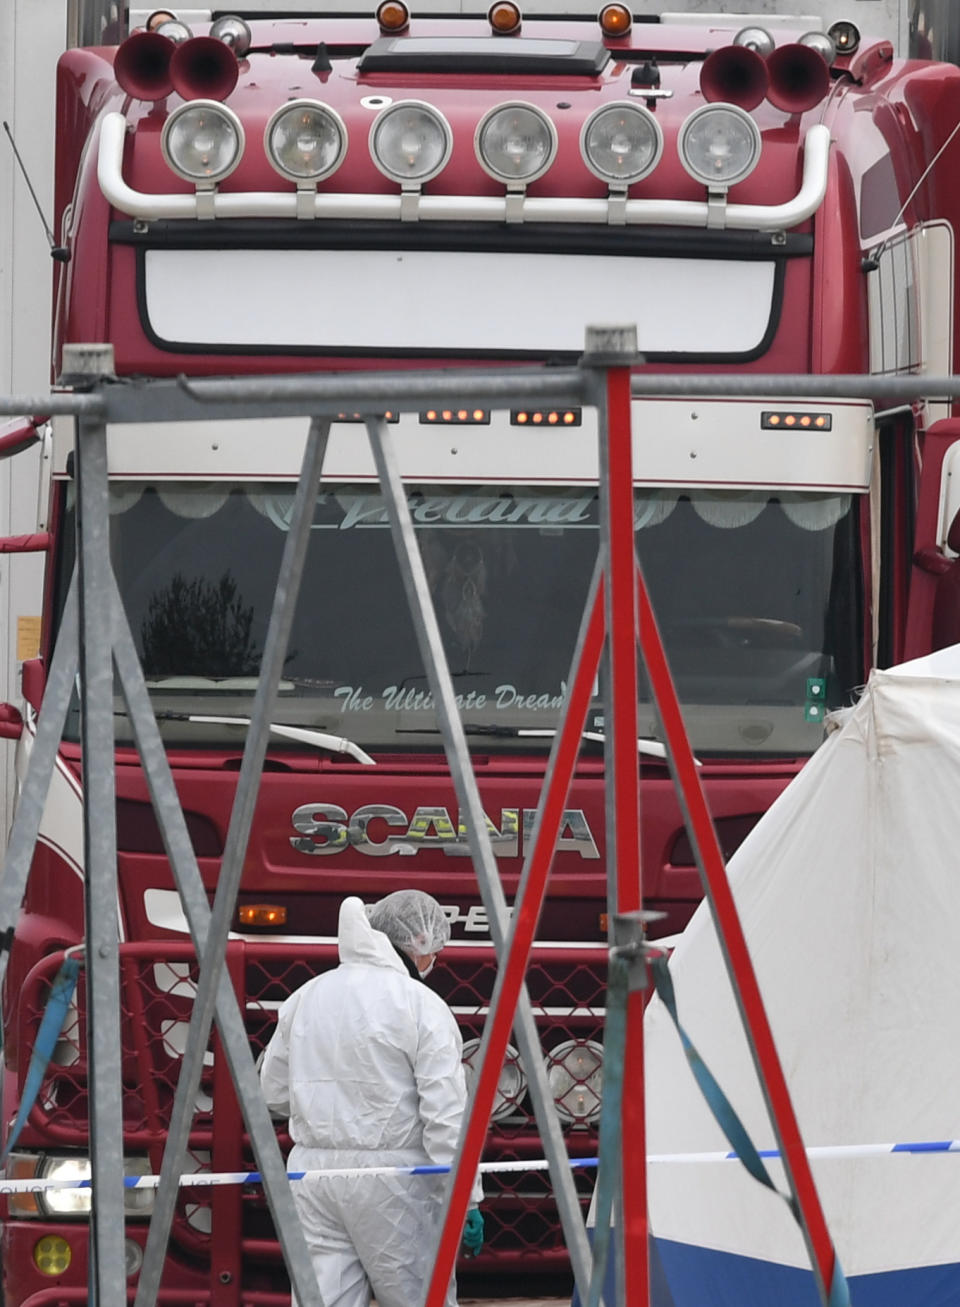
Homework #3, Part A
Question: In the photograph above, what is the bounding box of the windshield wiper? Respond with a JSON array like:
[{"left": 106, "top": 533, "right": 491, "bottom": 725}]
[
  {"left": 153, "top": 712, "right": 376, "bottom": 765},
  {"left": 398, "top": 725, "right": 686, "bottom": 762}
]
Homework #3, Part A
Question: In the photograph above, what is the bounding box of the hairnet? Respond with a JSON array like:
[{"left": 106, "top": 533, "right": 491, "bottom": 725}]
[{"left": 366, "top": 889, "right": 451, "bottom": 955}]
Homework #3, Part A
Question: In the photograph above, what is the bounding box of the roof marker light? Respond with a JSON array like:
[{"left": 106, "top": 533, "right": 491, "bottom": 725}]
[
  {"left": 598, "top": 4, "right": 632, "bottom": 38},
  {"left": 152, "top": 18, "right": 193, "bottom": 43},
  {"left": 377, "top": 0, "right": 410, "bottom": 33},
  {"left": 828, "top": 21, "right": 860, "bottom": 55},
  {"left": 798, "top": 30, "right": 837, "bottom": 67},
  {"left": 370, "top": 100, "right": 453, "bottom": 184},
  {"left": 580, "top": 101, "right": 662, "bottom": 184},
  {"left": 209, "top": 15, "right": 252, "bottom": 57},
  {"left": 488, "top": 1, "right": 522, "bottom": 34},
  {"left": 475, "top": 102, "right": 558, "bottom": 185},
  {"left": 732, "top": 25, "right": 775, "bottom": 57}
]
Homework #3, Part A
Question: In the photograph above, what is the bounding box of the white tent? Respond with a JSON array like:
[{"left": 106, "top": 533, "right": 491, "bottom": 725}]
[{"left": 645, "top": 646, "right": 960, "bottom": 1306}]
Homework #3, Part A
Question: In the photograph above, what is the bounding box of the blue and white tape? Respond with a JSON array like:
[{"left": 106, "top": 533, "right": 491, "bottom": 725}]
[{"left": 1, "top": 1140, "right": 957, "bottom": 1194}]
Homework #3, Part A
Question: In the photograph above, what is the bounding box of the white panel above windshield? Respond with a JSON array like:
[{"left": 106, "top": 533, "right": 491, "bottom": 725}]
[
  {"left": 142, "top": 250, "right": 777, "bottom": 356},
  {"left": 56, "top": 482, "right": 863, "bottom": 756}
]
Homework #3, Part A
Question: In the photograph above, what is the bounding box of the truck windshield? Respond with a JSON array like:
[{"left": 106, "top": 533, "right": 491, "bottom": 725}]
[{"left": 55, "top": 481, "right": 863, "bottom": 756}]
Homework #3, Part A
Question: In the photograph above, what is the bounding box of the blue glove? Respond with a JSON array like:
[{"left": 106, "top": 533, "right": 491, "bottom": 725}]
[{"left": 462, "top": 1207, "right": 484, "bottom": 1256}]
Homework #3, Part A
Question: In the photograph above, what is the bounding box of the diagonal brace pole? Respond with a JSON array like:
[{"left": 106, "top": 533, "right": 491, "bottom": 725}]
[
  {"left": 112, "top": 588, "right": 324, "bottom": 1307},
  {"left": 363, "top": 416, "right": 595, "bottom": 1307},
  {"left": 134, "top": 418, "right": 332, "bottom": 1307},
  {"left": 0, "top": 576, "right": 78, "bottom": 998},
  {"left": 636, "top": 564, "right": 842, "bottom": 1307},
  {"left": 423, "top": 565, "right": 606, "bottom": 1307}
]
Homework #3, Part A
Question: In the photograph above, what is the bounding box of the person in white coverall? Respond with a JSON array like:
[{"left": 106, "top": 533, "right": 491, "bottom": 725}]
[{"left": 259, "top": 889, "right": 484, "bottom": 1307}]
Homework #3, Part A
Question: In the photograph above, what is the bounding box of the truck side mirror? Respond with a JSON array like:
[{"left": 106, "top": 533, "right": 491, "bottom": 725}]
[{"left": 0, "top": 704, "right": 23, "bottom": 740}]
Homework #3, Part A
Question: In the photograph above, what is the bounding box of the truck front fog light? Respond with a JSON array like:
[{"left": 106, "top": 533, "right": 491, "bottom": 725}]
[
  {"left": 39, "top": 1156, "right": 92, "bottom": 1217},
  {"left": 33, "top": 1235, "right": 72, "bottom": 1277},
  {"left": 547, "top": 1039, "right": 603, "bottom": 1124},
  {"left": 125, "top": 1237, "right": 144, "bottom": 1278},
  {"left": 462, "top": 1038, "right": 527, "bottom": 1120}
]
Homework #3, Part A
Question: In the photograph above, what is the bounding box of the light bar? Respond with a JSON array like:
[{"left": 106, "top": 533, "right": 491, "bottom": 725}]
[
  {"left": 238, "top": 904, "right": 287, "bottom": 927},
  {"left": 421, "top": 408, "right": 490, "bottom": 424},
  {"left": 512, "top": 408, "right": 581, "bottom": 426},
  {"left": 761, "top": 410, "right": 832, "bottom": 430}
]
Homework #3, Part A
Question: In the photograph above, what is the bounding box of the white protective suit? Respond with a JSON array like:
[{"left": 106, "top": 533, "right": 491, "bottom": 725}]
[{"left": 259, "top": 895, "right": 483, "bottom": 1307}]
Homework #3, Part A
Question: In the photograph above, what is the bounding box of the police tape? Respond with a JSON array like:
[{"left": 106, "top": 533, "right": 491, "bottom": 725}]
[
  {"left": 0, "top": 1156, "right": 599, "bottom": 1194},
  {"left": 1, "top": 1140, "right": 959, "bottom": 1193}
]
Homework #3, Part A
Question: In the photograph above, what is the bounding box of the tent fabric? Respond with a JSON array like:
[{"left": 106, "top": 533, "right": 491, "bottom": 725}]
[{"left": 644, "top": 644, "right": 960, "bottom": 1304}]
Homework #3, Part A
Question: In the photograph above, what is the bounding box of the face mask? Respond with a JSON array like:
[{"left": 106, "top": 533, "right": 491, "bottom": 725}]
[{"left": 417, "top": 957, "right": 436, "bottom": 979}]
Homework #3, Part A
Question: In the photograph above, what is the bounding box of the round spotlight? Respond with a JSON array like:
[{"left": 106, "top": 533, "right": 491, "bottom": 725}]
[
  {"left": 265, "top": 100, "right": 347, "bottom": 181},
  {"left": 161, "top": 100, "right": 245, "bottom": 183},
  {"left": 798, "top": 30, "right": 837, "bottom": 65},
  {"left": 124, "top": 1238, "right": 144, "bottom": 1279},
  {"left": 678, "top": 102, "right": 761, "bottom": 189},
  {"left": 475, "top": 101, "right": 557, "bottom": 184},
  {"left": 488, "top": 0, "right": 522, "bottom": 34},
  {"left": 377, "top": 0, "right": 410, "bottom": 32},
  {"left": 462, "top": 1038, "right": 527, "bottom": 1121},
  {"left": 209, "top": 15, "right": 252, "bottom": 56},
  {"left": 827, "top": 20, "right": 860, "bottom": 55},
  {"left": 732, "top": 25, "right": 775, "bottom": 57},
  {"left": 598, "top": 3, "right": 632, "bottom": 37},
  {"left": 369, "top": 100, "right": 453, "bottom": 184},
  {"left": 547, "top": 1039, "right": 603, "bottom": 1125},
  {"left": 581, "top": 100, "right": 663, "bottom": 184}
]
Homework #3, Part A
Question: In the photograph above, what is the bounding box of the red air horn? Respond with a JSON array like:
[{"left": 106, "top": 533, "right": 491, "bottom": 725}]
[
  {"left": 700, "top": 44, "right": 769, "bottom": 111},
  {"left": 114, "top": 30, "right": 239, "bottom": 102},
  {"left": 169, "top": 36, "right": 240, "bottom": 102},
  {"left": 766, "top": 41, "right": 831, "bottom": 113},
  {"left": 114, "top": 31, "right": 176, "bottom": 101}
]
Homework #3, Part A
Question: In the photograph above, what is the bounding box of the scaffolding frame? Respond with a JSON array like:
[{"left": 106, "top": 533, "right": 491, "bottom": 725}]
[{"left": 2, "top": 339, "right": 942, "bottom": 1305}]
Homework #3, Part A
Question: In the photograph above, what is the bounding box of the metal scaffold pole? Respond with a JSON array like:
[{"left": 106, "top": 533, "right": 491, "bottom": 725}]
[{"left": 0, "top": 336, "right": 877, "bottom": 1307}]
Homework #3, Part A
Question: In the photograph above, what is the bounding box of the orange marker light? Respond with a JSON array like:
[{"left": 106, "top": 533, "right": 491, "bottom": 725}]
[
  {"left": 488, "top": 1, "right": 522, "bottom": 34},
  {"left": 599, "top": 3, "right": 632, "bottom": 37},
  {"left": 376, "top": 0, "right": 410, "bottom": 32},
  {"left": 511, "top": 408, "right": 582, "bottom": 427},
  {"left": 238, "top": 904, "right": 287, "bottom": 927},
  {"left": 761, "top": 410, "right": 832, "bottom": 432}
]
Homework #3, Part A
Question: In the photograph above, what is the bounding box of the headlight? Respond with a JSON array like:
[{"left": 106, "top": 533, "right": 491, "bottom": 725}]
[
  {"left": 677, "top": 103, "right": 761, "bottom": 189},
  {"left": 5, "top": 1153, "right": 155, "bottom": 1219},
  {"left": 161, "top": 100, "right": 245, "bottom": 183},
  {"left": 462, "top": 1038, "right": 527, "bottom": 1121},
  {"left": 547, "top": 1039, "right": 603, "bottom": 1124},
  {"left": 580, "top": 101, "right": 663, "bottom": 185},
  {"left": 265, "top": 101, "right": 348, "bottom": 182},
  {"left": 369, "top": 101, "right": 453, "bottom": 184},
  {"left": 475, "top": 102, "right": 557, "bottom": 184}
]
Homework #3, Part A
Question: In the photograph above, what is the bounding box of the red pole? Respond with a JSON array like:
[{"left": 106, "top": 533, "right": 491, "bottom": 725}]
[
  {"left": 600, "top": 352, "right": 648, "bottom": 1304},
  {"left": 636, "top": 570, "right": 840, "bottom": 1305},
  {"left": 420, "top": 584, "right": 606, "bottom": 1307}
]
